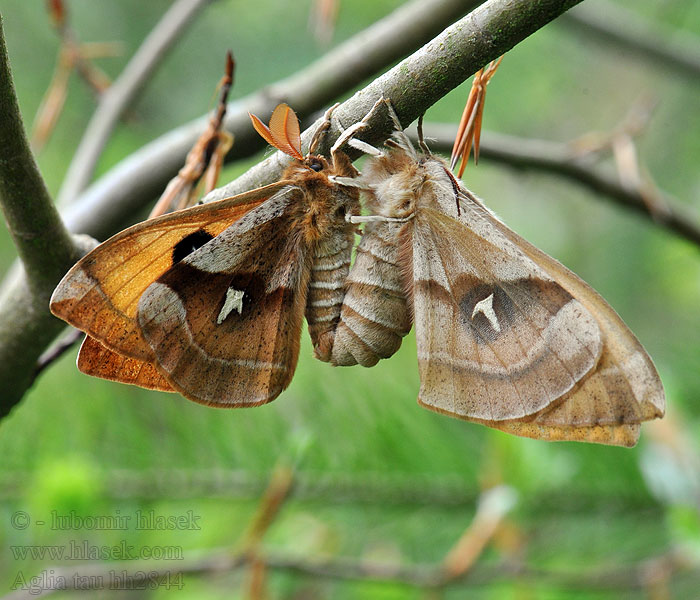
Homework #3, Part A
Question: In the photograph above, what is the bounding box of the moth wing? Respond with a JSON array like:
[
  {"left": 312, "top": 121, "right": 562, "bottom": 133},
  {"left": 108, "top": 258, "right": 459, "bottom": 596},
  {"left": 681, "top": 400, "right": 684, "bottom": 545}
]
[
  {"left": 137, "top": 186, "right": 311, "bottom": 407},
  {"left": 479, "top": 197, "right": 664, "bottom": 446},
  {"left": 412, "top": 176, "right": 663, "bottom": 446},
  {"left": 413, "top": 205, "right": 603, "bottom": 422},
  {"left": 77, "top": 335, "right": 174, "bottom": 392},
  {"left": 50, "top": 182, "right": 288, "bottom": 362}
]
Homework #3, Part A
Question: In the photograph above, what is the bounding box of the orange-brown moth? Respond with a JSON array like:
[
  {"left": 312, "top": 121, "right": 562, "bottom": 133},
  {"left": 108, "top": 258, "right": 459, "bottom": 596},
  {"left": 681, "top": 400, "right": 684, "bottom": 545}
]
[
  {"left": 324, "top": 99, "right": 665, "bottom": 447},
  {"left": 50, "top": 103, "right": 361, "bottom": 406}
]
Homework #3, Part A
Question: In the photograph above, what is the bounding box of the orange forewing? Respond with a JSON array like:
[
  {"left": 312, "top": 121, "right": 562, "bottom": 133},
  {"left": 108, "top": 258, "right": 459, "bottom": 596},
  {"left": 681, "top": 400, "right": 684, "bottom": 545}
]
[
  {"left": 50, "top": 182, "right": 287, "bottom": 362},
  {"left": 52, "top": 102, "right": 362, "bottom": 407}
]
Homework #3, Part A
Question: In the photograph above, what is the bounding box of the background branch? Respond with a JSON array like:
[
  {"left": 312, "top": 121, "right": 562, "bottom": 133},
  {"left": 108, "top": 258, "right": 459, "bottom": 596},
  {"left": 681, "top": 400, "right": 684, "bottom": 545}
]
[
  {"left": 56, "top": 0, "right": 214, "bottom": 207},
  {"left": 419, "top": 124, "right": 700, "bottom": 247},
  {"left": 561, "top": 1, "right": 700, "bottom": 80},
  {"left": 8, "top": 545, "right": 694, "bottom": 599},
  {"left": 205, "top": 0, "right": 585, "bottom": 202}
]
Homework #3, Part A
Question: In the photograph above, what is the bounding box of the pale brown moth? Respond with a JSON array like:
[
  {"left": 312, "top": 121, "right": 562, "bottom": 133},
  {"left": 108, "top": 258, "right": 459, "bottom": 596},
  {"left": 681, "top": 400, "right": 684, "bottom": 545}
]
[
  {"left": 51, "top": 103, "right": 362, "bottom": 406},
  {"left": 324, "top": 99, "right": 665, "bottom": 447}
]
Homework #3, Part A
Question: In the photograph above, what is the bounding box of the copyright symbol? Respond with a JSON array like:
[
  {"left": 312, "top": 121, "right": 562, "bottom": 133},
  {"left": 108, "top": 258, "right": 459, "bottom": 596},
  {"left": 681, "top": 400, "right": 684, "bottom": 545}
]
[{"left": 11, "top": 511, "right": 30, "bottom": 529}]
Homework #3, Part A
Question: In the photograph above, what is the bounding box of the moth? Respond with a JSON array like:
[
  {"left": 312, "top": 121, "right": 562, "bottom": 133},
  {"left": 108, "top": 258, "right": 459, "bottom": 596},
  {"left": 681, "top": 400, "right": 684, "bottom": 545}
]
[
  {"left": 50, "top": 103, "right": 362, "bottom": 406},
  {"left": 324, "top": 100, "right": 665, "bottom": 447}
]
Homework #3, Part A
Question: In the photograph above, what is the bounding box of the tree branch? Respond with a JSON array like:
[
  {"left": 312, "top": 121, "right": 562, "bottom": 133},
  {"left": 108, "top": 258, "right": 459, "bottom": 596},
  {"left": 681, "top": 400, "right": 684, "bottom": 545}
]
[
  {"left": 205, "top": 0, "right": 585, "bottom": 202},
  {"left": 62, "top": 0, "right": 483, "bottom": 239},
  {"left": 418, "top": 124, "right": 700, "bottom": 248},
  {"left": 0, "top": 16, "right": 93, "bottom": 418},
  {"left": 0, "top": 17, "right": 78, "bottom": 292},
  {"left": 56, "top": 0, "right": 215, "bottom": 206},
  {"left": 561, "top": 1, "right": 700, "bottom": 80}
]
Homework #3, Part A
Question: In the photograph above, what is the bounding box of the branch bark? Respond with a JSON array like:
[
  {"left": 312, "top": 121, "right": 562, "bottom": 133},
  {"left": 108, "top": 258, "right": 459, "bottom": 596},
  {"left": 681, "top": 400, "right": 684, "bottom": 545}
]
[
  {"left": 0, "top": 17, "right": 78, "bottom": 293},
  {"left": 0, "top": 16, "right": 91, "bottom": 419}
]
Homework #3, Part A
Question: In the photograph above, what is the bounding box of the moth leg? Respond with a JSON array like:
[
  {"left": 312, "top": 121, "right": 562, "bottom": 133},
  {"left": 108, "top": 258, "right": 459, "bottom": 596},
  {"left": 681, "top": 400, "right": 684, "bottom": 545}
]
[
  {"left": 416, "top": 114, "right": 431, "bottom": 156},
  {"left": 331, "top": 121, "right": 377, "bottom": 156},
  {"left": 348, "top": 138, "right": 384, "bottom": 157},
  {"left": 381, "top": 98, "right": 417, "bottom": 159},
  {"left": 308, "top": 102, "right": 340, "bottom": 155},
  {"left": 330, "top": 97, "right": 387, "bottom": 161},
  {"left": 328, "top": 175, "right": 371, "bottom": 190}
]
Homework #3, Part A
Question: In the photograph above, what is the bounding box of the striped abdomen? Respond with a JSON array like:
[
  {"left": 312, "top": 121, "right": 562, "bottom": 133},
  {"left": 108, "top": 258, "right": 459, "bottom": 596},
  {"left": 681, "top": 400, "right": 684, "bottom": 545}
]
[
  {"left": 306, "top": 230, "right": 354, "bottom": 361},
  {"left": 330, "top": 221, "right": 411, "bottom": 367}
]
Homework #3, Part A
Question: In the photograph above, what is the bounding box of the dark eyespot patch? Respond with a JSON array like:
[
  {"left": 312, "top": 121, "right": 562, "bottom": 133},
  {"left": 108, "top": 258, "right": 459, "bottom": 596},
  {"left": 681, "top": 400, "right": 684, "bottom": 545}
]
[
  {"left": 308, "top": 158, "right": 323, "bottom": 172},
  {"left": 173, "top": 230, "right": 214, "bottom": 264},
  {"left": 459, "top": 283, "right": 514, "bottom": 343},
  {"left": 454, "top": 277, "right": 576, "bottom": 344},
  {"left": 215, "top": 273, "right": 263, "bottom": 327}
]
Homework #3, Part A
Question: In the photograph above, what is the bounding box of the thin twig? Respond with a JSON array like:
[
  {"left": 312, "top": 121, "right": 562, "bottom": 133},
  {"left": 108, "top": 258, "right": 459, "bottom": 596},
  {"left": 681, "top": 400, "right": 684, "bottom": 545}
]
[
  {"left": 240, "top": 463, "right": 295, "bottom": 600},
  {"left": 440, "top": 486, "right": 517, "bottom": 583},
  {"left": 417, "top": 124, "right": 700, "bottom": 248},
  {"left": 31, "top": 0, "right": 121, "bottom": 151},
  {"left": 561, "top": 1, "right": 700, "bottom": 79},
  {"left": 240, "top": 465, "right": 295, "bottom": 552},
  {"left": 148, "top": 51, "right": 235, "bottom": 218},
  {"left": 33, "top": 328, "right": 85, "bottom": 379},
  {"left": 56, "top": 0, "right": 214, "bottom": 206}
]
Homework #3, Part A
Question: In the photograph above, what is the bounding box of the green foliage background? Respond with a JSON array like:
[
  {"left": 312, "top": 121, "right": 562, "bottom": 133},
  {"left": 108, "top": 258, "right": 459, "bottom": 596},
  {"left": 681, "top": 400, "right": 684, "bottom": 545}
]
[{"left": 1, "top": 0, "right": 699, "bottom": 597}]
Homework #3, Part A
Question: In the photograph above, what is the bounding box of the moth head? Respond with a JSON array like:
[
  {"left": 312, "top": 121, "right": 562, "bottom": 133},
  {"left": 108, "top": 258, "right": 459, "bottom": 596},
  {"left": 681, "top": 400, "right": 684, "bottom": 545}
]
[
  {"left": 365, "top": 153, "right": 423, "bottom": 219},
  {"left": 302, "top": 154, "right": 330, "bottom": 173},
  {"left": 250, "top": 103, "right": 360, "bottom": 231}
]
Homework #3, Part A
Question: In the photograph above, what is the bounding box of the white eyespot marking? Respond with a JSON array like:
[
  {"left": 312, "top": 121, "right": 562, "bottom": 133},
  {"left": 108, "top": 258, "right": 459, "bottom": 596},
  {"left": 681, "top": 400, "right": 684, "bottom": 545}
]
[
  {"left": 471, "top": 293, "right": 501, "bottom": 333},
  {"left": 217, "top": 288, "right": 245, "bottom": 324}
]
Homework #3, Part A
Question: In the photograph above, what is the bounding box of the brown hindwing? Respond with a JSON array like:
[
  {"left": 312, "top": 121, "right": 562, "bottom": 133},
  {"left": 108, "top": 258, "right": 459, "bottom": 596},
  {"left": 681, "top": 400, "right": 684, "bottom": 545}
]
[{"left": 78, "top": 335, "right": 173, "bottom": 392}]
